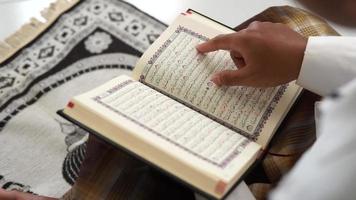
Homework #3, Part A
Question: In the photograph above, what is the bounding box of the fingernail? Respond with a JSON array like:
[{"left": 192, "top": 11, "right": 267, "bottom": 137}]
[
  {"left": 195, "top": 45, "right": 203, "bottom": 53},
  {"left": 196, "top": 43, "right": 207, "bottom": 53},
  {"left": 211, "top": 75, "right": 221, "bottom": 86}
]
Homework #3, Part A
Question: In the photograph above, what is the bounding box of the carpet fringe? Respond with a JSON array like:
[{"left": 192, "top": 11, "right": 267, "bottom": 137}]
[{"left": 0, "top": 0, "right": 80, "bottom": 64}]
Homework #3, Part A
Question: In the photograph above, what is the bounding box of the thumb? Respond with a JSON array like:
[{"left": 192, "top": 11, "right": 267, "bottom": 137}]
[{"left": 211, "top": 68, "right": 250, "bottom": 86}]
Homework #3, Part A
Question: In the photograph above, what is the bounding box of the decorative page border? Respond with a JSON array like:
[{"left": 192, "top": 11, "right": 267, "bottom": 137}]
[
  {"left": 139, "top": 26, "right": 288, "bottom": 141},
  {"left": 140, "top": 26, "right": 209, "bottom": 77},
  {"left": 93, "top": 81, "right": 251, "bottom": 169}
]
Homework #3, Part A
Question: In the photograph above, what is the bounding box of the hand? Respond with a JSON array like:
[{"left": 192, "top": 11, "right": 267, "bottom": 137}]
[
  {"left": 196, "top": 21, "right": 307, "bottom": 87},
  {"left": 0, "top": 189, "right": 57, "bottom": 200}
]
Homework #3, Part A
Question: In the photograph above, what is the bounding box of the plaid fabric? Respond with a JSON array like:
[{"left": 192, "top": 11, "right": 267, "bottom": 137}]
[
  {"left": 62, "top": 6, "right": 340, "bottom": 200},
  {"left": 235, "top": 6, "right": 339, "bottom": 200}
]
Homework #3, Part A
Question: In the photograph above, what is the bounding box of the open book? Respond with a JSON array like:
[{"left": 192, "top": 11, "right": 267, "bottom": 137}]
[{"left": 58, "top": 10, "right": 302, "bottom": 199}]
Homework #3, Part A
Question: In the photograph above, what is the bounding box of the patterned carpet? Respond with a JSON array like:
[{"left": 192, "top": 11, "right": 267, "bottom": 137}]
[{"left": 0, "top": 0, "right": 166, "bottom": 197}]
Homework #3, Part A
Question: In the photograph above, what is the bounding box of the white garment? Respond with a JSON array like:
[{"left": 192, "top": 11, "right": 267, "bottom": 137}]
[
  {"left": 297, "top": 36, "right": 356, "bottom": 96},
  {"left": 271, "top": 36, "right": 356, "bottom": 200}
]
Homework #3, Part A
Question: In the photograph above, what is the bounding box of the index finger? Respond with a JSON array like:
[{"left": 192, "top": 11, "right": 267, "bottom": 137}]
[{"left": 196, "top": 33, "right": 238, "bottom": 53}]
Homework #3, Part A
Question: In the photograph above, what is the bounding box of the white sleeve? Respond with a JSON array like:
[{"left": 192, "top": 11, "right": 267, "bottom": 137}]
[
  {"left": 296, "top": 36, "right": 356, "bottom": 96},
  {"left": 270, "top": 78, "right": 356, "bottom": 200}
]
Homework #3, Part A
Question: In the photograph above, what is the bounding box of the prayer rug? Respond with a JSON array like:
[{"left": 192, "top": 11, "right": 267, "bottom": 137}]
[{"left": 0, "top": 0, "right": 167, "bottom": 197}]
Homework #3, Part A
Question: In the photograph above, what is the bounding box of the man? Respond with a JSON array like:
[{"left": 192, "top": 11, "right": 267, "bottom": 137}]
[
  {"left": 2, "top": 1, "right": 355, "bottom": 200},
  {"left": 196, "top": 12, "right": 356, "bottom": 200}
]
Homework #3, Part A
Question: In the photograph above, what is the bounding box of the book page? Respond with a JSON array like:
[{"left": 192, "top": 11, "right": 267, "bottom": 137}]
[
  {"left": 90, "top": 76, "right": 255, "bottom": 169},
  {"left": 133, "top": 13, "right": 301, "bottom": 147}
]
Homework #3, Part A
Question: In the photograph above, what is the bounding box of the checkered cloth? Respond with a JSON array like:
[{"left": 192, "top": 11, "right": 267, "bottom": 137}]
[{"left": 62, "top": 6, "right": 339, "bottom": 200}]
